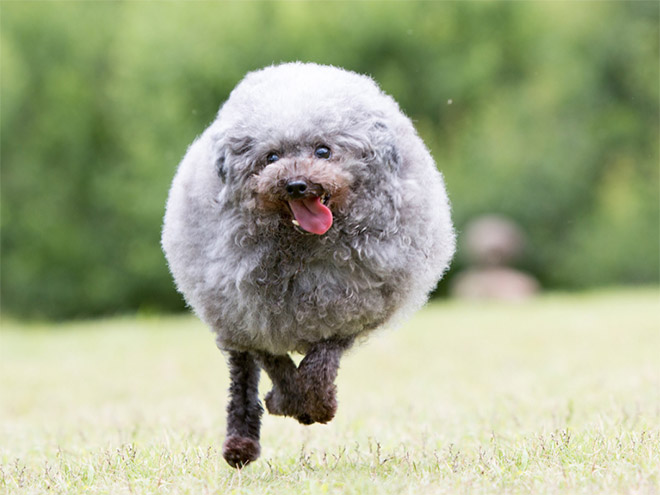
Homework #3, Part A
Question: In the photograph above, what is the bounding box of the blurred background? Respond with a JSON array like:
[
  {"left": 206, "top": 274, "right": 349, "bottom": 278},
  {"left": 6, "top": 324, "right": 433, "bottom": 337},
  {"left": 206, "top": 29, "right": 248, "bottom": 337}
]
[{"left": 1, "top": 1, "right": 658, "bottom": 320}]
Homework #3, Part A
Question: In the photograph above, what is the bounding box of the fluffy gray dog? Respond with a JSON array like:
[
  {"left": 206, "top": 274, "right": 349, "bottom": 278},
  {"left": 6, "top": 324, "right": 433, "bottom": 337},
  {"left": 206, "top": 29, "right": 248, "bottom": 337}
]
[{"left": 162, "top": 62, "right": 455, "bottom": 468}]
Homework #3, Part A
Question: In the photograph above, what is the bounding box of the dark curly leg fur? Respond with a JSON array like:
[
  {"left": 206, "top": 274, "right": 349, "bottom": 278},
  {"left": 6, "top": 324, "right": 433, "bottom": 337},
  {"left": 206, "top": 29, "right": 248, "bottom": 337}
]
[
  {"left": 222, "top": 351, "right": 263, "bottom": 468},
  {"left": 255, "top": 353, "right": 306, "bottom": 419},
  {"left": 257, "top": 337, "right": 354, "bottom": 425},
  {"left": 297, "top": 336, "right": 354, "bottom": 424}
]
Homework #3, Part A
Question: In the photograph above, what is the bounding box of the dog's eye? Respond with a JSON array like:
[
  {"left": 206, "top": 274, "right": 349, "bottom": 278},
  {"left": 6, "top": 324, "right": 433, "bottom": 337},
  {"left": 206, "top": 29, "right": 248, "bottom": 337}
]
[
  {"left": 314, "top": 146, "right": 331, "bottom": 159},
  {"left": 266, "top": 152, "right": 280, "bottom": 164}
]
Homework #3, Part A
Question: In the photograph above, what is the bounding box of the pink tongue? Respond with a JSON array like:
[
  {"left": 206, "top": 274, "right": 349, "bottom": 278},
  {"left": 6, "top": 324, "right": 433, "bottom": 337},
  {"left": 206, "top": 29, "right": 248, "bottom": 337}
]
[{"left": 289, "top": 197, "right": 333, "bottom": 235}]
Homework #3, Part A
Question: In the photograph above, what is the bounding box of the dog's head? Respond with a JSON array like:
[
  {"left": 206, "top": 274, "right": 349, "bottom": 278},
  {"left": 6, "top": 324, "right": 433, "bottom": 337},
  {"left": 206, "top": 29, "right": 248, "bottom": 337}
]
[
  {"left": 209, "top": 63, "right": 408, "bottom": 235},
  {"left": 248, "top": 146, "right": 352, "bottom": 235}
]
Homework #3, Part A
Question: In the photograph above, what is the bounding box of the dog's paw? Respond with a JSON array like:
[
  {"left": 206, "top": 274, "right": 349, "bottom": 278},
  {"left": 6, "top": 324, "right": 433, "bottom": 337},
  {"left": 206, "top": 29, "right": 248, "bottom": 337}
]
[
  {"left": 265, "top": 387, "right": 308, "bottom": 419},
  {"left": 295, "top": 405, "right": 335, "bottom": 425},
  {"left": 305, "top": 398, "right": 337, "bottom": 424},
  {"left": 264, "top": 388, "right": 300, "bottom": 417},
  {"left": 300, "top": 384, "right": 337, "bottom": 424},
  {"left": 264, "top": 389, "right": 285, "bottom": 416},
  {"left": 222, "top": 435, "right": 260, "bottom": 468},
  {"left": 296, "top": 412, "right": 315, "bottom": 425}
]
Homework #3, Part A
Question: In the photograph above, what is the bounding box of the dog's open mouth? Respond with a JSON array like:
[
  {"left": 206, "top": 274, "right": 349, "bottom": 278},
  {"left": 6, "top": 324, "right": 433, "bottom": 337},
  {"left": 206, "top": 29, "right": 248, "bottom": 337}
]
[{"left": 288, "top": 194, "right": 332, "bottom": 235}]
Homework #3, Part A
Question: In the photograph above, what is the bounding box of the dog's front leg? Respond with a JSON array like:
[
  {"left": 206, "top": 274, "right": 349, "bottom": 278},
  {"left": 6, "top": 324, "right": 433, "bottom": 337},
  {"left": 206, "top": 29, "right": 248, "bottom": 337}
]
[
  {"left": 296, "top": 336, "right": 355, "bottom": 425},
  {"left": 255, "top": 352, "right": 308, "bottom": 420},
  {"left": 222, "top": 351, "right": 263, "bottom": 468}
]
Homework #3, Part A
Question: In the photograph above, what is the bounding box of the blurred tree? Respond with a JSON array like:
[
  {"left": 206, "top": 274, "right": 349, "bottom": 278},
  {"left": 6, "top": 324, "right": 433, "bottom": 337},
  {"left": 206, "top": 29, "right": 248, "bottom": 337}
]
[{"left": 1, "top": 1, "right": 658, "bottom": 319}]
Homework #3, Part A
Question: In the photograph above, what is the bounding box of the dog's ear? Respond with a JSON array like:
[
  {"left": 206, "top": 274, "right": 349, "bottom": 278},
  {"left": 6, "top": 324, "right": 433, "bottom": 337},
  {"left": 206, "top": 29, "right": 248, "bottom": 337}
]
[
  {"left": 212, "top": 132, "right": 257, "bottom": 185},
  {"left": 365, "top": 120, "right": 401, "bottom": 173},
  {"left": 216, "top": 150, "right": 227, "bottom": 182},
  {"left": 212, "top": 133, "right": 228, "bottom": 182}
]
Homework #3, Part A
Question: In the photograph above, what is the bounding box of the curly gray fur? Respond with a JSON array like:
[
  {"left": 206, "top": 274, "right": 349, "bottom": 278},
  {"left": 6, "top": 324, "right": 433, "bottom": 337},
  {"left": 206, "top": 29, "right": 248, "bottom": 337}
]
[{"left": 162, "top": 62, "right": 455, "bottom": 355}]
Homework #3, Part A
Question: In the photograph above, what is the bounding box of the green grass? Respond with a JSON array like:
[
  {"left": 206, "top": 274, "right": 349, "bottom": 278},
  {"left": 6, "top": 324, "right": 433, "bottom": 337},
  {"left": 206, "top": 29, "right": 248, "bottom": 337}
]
[{"left": 1, "top": 289, "right": 659, "bottom": 494}]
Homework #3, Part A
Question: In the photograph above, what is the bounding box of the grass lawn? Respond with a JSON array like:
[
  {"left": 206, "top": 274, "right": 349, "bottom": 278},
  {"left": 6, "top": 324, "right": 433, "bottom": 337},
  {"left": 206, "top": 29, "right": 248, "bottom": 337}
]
[{"left": 1, "top": 289, "right": 658, "bottom": 494}]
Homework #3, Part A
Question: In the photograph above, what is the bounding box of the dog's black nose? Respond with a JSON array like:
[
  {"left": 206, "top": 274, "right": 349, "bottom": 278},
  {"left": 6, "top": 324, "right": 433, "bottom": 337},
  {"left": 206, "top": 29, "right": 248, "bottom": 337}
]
[{"left": 285, "top": 180, "right": 308, "bottom": 199}]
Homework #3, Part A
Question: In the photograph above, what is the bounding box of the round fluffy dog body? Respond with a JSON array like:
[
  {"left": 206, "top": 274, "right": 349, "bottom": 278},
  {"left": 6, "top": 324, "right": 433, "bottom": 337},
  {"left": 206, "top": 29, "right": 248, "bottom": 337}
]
[{"left": 162, "top": 63, "right": 455, "bottom": 467}]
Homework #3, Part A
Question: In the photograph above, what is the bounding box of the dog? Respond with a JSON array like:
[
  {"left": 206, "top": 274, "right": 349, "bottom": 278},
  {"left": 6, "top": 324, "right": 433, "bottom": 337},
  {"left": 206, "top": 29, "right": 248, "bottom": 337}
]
[{"left": 162, "top": 62, "right": 455, "bottom": 467}]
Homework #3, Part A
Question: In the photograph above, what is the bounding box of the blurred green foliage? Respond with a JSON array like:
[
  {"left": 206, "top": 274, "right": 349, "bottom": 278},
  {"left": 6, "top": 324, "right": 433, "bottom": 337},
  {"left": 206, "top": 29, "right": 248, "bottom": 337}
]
[{"left": 1, "top": 1, "right": 658, "bottom": 319}]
